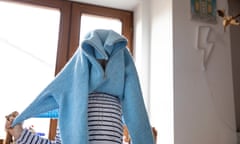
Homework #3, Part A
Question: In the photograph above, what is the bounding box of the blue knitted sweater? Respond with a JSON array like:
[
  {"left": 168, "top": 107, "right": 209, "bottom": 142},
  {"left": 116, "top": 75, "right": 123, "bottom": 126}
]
[{"left": 12, "top": 29, "right": 154, "bottom": 144}]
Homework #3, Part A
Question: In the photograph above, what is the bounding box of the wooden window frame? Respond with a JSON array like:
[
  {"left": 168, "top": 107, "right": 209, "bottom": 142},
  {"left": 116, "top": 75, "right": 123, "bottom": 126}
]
[
  {"left": 8, "top": 0, "right": 72, "bottom": 74},
  {"left": 5, "top": 0, "right": 71, "bottom": 139},
  {"left": 4, "top": 0, "right": 133, "bottom": 140},
  {"left": 68, "top": 2, "right": 133, "bottom": 57}
]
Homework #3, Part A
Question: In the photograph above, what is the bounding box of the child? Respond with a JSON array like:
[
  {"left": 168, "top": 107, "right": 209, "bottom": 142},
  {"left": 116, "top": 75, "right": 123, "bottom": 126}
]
[{"left": 6, "top": 29, "right": 154, "bottom": 144}]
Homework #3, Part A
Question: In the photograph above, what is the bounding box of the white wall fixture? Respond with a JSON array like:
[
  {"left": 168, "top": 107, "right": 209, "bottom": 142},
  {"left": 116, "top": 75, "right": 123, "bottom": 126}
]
[{"left": 196, "top": 26, "right": 215, "bottom": 71}]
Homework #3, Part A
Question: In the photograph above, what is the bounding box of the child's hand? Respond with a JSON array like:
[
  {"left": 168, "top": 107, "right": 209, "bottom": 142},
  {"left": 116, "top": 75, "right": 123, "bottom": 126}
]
[{"left": 5, "top": 111, "right": 23, "bottom": 140}]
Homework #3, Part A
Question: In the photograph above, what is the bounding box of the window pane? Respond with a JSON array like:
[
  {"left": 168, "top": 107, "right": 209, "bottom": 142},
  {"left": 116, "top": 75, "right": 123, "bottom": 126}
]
[
  {"left": 0, "top": 1, "right": 60, "bottom": 139},
  {"left": 80, "top": 14, "right": 122, "bottom": 44}
]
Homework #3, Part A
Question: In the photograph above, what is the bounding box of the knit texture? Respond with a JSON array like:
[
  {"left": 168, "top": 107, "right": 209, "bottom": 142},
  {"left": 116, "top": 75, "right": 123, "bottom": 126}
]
[{"left": 12, "top": 29, "right": 154, "bottom": 144}]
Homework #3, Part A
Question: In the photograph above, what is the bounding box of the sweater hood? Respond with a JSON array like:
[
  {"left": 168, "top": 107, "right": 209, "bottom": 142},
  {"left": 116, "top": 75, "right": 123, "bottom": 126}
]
[{"left": 81, "top": 29, "right": 127, "bottom": 60}]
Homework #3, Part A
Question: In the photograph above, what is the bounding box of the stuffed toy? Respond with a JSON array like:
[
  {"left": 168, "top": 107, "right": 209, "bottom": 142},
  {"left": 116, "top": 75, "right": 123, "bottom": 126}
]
[{"left": 5, "top": 111, "right": 19, "bottom": 144}]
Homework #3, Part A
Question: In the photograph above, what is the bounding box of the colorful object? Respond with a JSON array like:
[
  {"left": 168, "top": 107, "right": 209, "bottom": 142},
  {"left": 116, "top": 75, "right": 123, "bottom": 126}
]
[{"left": 191, "top": 0, "right": 217, "bottom": 23}]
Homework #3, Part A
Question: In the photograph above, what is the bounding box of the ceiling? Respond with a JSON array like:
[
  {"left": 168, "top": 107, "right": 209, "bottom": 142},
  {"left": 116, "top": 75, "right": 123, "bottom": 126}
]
[{"left": 69, "top": 0, "right": 140, "bottom": 11}]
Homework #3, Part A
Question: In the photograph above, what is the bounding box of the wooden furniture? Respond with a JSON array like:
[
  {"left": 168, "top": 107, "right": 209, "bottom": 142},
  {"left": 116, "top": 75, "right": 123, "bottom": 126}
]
[{"left": 0, "top": 139, "right": 4, "bottom": 144}]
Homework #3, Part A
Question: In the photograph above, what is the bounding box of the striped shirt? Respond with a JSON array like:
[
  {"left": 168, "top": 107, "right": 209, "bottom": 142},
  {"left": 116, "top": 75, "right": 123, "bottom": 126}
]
[{"left": 16, "top": 93, "right": 123, "bottom": 144}]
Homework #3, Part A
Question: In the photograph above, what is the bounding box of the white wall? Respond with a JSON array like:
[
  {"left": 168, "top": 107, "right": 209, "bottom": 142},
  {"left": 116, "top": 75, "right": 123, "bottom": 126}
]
[
  {"left": 134, "top": 0, "right": 237, "bottom": 144},
  {"left": 173, "top": 0, "right": 237, "bottom": 143},
  {"left": 133, "top": 0, "right": 151, "bottom": 113},
  {"left": 134, "top": 0, "right": 174, "bottom": 144},
  {"left": 150, "top": 0, "right": 174, "bottom": 144}
]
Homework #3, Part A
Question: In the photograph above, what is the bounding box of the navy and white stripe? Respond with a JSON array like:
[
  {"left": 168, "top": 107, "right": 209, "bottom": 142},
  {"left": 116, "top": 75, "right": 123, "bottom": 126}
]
[
  {"left": 88, "top": 93, "right": 123, "bottom": 144},
  {"left": 16, "top": 128, "right": 53, "bottom": 144},
  {"left": 16, "top": 92, "right": 123, "bottom": 144},
  {"left": 55, "top": 127, "right": 61, "bottom": 144}
]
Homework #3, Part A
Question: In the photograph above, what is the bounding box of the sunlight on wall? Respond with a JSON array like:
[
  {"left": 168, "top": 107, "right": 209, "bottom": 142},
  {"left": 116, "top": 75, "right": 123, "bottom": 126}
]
[
  {"left": 150, "top": 0, "right": 174, "bottom": 144},
  {"left": 134, "top": 1, "right": 174, "bottom": 144}
]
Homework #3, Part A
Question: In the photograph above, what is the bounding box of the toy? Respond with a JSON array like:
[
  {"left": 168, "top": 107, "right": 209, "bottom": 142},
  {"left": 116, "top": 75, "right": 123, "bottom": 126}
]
[{"left": 5, "top": 111, "right": 19, "bottom": 144}]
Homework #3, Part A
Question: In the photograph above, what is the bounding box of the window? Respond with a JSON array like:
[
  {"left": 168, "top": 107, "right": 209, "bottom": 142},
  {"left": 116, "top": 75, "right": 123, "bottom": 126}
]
[
  {"left": 80, "top": 13, "right": 122, "bottom": 44},
  {"left": 0, "top": 0, "right": 133, "bottom": 140},
  {"left": 0, "top": 1, "right": 64, "bottom": 139},
  {"left": 68, "top": 2, "right": 133, "bottom": 57}
]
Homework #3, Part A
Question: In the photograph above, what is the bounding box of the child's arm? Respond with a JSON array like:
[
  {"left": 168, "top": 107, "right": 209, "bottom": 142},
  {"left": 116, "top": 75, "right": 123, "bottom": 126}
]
[
  {"left": 15, "top": 128, "right": 59, "bottom": 144},
  {"left": 5, "top": 111, "right": 61, "bottom": 144}
]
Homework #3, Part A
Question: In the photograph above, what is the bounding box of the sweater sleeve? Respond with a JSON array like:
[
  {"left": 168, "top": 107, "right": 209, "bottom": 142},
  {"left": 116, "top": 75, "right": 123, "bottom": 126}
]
[
  {"left": 121, "top": 49, "right": 155, "bottom": 144},
  {"left": 16, "top": 128, "right": 61, "bottom": 144},
  {"left": 11, "top": 48, "right": 83, "bottom": 126}
]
